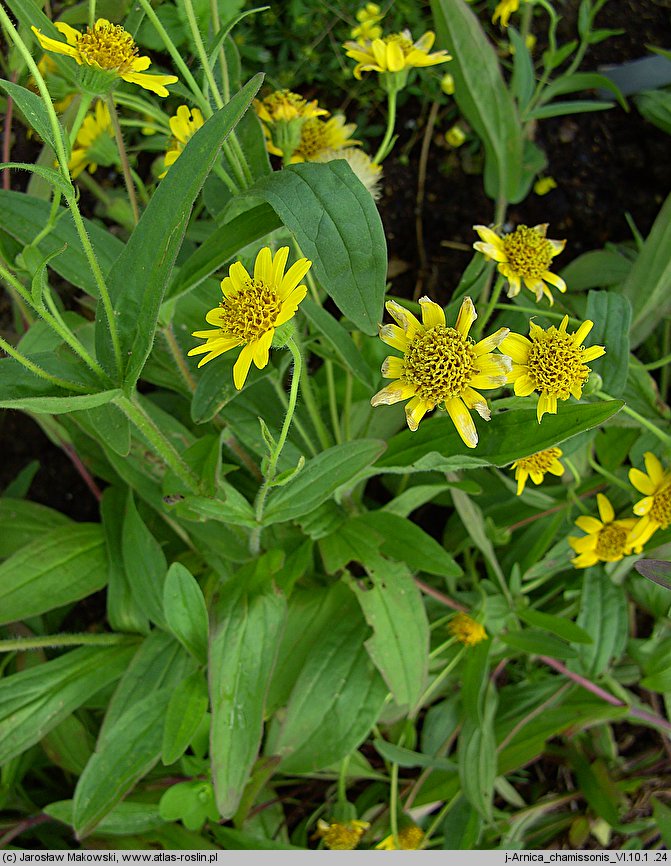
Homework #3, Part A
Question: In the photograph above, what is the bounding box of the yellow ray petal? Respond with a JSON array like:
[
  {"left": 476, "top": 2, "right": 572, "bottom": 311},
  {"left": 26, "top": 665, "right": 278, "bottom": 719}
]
[
  {"left": 575, "top": 515, "right": 603, "bottom": 534},
  {"left": 596, "top": 493, "right": 614, "bottom": 523},
  {"left": 378, "top": 323, "right": 410, "bottom": 352},
  {"left": 405, "top": 395, "right": 432, "bottom": 431},
  {"left": 474, "top": 327, "right": 510, "bottom": 355},
  {"left": 381, "top": 355, "right": 405, "bottom": 378},
  {"left": 233, "top": 342, "right": 255, "bottom": 390},
  {"left": 499, "top": 332, "right": 531, "bottom": 363},
  {"left": 455, "top": 297, "right": 477, "bottom": 338},
  {"left": 254, "top": 246, "right": 272, "bottom": 284},
  {"left": 643, "top": 452, "right": 665, "bottom": 486},
  {"left": 371, "top": 380, "right": 418, "bottom": 406},
  {"left": 275, "top": 285, "right": 307, "bottom": 326},
  {"left": 629, "top": 468, "right": 656, "bottom": 496},
  {"left": 253, "top": 329, "right": 274, "bottom": 369},
  {"left": 121, "top": 71, "right": 178, "bottom": 96},
  {"left": 419, "top": 296, "right": 445, "bottom": 328},
  {"left": 445, "top": 396, "right": 478, "bottom": 448},
  {"left": 280, "top": 258, "right": 312, "bottom": 297},
  {"left": 271, "top": 246, "right": 290, "bottom": 287}
]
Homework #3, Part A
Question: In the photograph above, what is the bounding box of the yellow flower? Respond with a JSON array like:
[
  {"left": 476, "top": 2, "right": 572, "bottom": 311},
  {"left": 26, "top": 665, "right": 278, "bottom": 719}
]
[
  {"left": 628, "top": 452, "right": 671, "bottom": 548},
  {"left": 161, "top": 105, "right": 204, "bottom": 176},
  {"left": 448, "top": 612, "right": 487, "bottom": 646},
  {"left": 68, "top": 99, "right": 117, "bottom": 179},
  {"left": 534, "top": 176, "right": 557, "bottom": 196},
  {"left": 493, "top": 0, "right": 520, "bottom": 27},
  {"left": 440, "top": 73, "right": 455, "bottom": 95},
  {"left": 352, "top": 3, "right": 384, "bottom": 41},
  {"left": 283, "top": 115, "right": 360, "bottom": 163},
  {"left": 316, "top": 819, "right": 369, "bottom": 850},
  {"left": 568, "top": 494, "right": 640, "bottom": 568},
  {"left": 473, "top": 223, "right": 566, "bottom": 305},
  {"left": 188, "top": 247, "right": 310, "bottom": 389},
  {"left": 343, "top": 30, "right": 451, "bottom": 80},
  {"left": 313, "top": 147, "right": 382, "bottom": 200},
  {"left": 371, "top": 297, "right": 511, "bottom": 445},
  {"left": 510, "top": 447, "right": 564, "bottom": 496},
  {"left": 254, "top": 90, "right": 328, "bottom": 162},
  {"left": 31, "top": 18, "right": 178, "bottom": 96},
  {"left": 376, "top": 825, "right": 425, "bottom": 850},
  {"left": 500, "top": 316, "right": 605, "bottom": 423},
  {"left": 445, "top": 124, "right": 466, "bottom": 147}
]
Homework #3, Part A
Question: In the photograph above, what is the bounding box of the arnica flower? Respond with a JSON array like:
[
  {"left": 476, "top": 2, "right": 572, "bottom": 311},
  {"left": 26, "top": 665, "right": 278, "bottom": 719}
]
[
  {"left": 188, "top": 247, "right": 310, "bottom": 390},
  {"left": 254, "top": 90, "right": 328, "bottom": 162},
  {"left": 568, "top": 494, "right": 640, "bottom": 568},
  {"left": 493, "top": 0, "right": 520, "bottom": 27},
  {"left": 473, "top": 224, "right": 566, "bottom": 305},
  {"left": 161, "top": 105, "right": 204, "bottom": 177},
  {"left": 628, "top": 452, "right": 671, "bottom": 548},
  {"left": 313, "top": 147, "right": 382, "bottom": 200},
  {"left": 448, "top": 612, "right": 487, "bottom": 646},
  {"left": 371, "top": 297, "right": 511, "bottom": 446},
  {"left": 68, "top": 100, "right": 117, "bottom": 179},
  {"left": 31, "top": 19, "right": 178, "bottom": 96},
  {"left": 316, "top": 819, "right": 369, "bottom": 850},
  {"left": 500, "top": 316, "right": 605, "bottom": 423},
  {"left": 445, "top": 124, "right": 466, "bottom": 148},
  {"left": 343, "top": 30, "right": 451, "bottom": 83},
  {"left": 377, "top": 824, "right": 425, "bottom": 850},
  {"left": 280, "top": 115, "right": 360, "bottom": 163},
  {"left": 534, "top": 176, "right": 557, "bottom": 196},
  {"left": 510, "top": 447, "right": 564, "bottom": 496},
  {"left": 351, "top": 3, "right": 384, "bottom": 42}
]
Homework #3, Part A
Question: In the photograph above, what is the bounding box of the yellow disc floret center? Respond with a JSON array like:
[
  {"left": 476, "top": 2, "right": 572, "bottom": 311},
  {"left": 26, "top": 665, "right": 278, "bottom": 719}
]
[
  {"left": 527, "top": 328, "right": 589, "bottom": 399},
  {"left": 385, "top": 33, "right": 414, "bottom": 54},
  {"left": 403, "top": 325, "right": 477, "bottom": 404},
  {"left": 321, "top": 824, "right": 363, "bottom": 850},
  {"left": 262, "top": 90, "right": 307, "bottom": 121},
  {"left": 297, "top": 119, "right": 328, "bottom": 159},
  {"left": 503, "top": 226, "right": 554, "bottom": 278},
  {"left": 594, "top": 523, "right": 628, "bottom": 561},
  {"left": 517, "top": 447, "right": 561, "bottom": 473},
  {"left": 650, "top": 482, "right": 671, "bottom": 528},
  {"left": 218, "top": 281, "right": 282, "bottom": 343},
  {"left": 77, "top": 22, "right": 139, "bottom": 72}
]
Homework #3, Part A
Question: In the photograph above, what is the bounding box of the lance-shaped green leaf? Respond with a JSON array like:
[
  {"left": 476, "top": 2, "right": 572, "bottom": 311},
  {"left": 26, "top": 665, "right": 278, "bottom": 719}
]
[
  {"left": 574, "top": 568, "right": 628, "bottom": 677},
  {"left": 162, "top": 671, "right": 209, "bottom": 766},
  {"left": 431, "top": 0, "right": 523, "bottom": 203},
  {"left": 94, "top": 75, "right": 263, "bottom": 383},
  {"left": 0, "top": 645, "right": 136, "bottom": 765},
  {"left": 0, "top": 79, "right": 66, "bottom": 154},
  {"left": 209, "top": 581, "right": 287, "bottom": 819},
  {"left": 0, "top": 524, "right": 107, "bottom": 624},
  {"left": 240, "top": 161, "right": 386, "bottom": 335},
  {"left": 163, "top": 562, "right": 209, "bottom": 664},
  {"left": 0, "top": 498, "right": 71, "bottom": 559}
]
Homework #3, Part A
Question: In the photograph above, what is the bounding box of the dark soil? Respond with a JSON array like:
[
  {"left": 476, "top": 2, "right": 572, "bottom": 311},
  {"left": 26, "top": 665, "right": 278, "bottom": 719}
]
[{"left": 2, "top": 0, "right": 671, "bottom": 515}]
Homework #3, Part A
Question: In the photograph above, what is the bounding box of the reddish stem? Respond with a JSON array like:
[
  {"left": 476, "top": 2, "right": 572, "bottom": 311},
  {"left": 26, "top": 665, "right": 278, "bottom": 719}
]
[
  {"left": 62, "top": 443, "right": 102, "bottom": 502},
  {"left": 414, "top": 578, "right": 466, "bottom": 612},
  {"left": 0, "top": 813, "right": 51, "bottom": 848}
]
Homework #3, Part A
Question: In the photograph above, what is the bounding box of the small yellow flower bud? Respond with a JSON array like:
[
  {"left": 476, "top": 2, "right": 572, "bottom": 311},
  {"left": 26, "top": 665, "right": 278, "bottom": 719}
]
[
  {"left": 441, "top": 73, "right": 455, "bottom": 95},
  {"left": 445, "top": 125, "right": 466, "bottom": 147},
  {"left": 534, "top": 176, "right": 558, "bottom": 196}
]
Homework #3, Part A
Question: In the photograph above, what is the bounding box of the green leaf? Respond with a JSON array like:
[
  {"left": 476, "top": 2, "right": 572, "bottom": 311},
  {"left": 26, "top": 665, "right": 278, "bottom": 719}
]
[
  {"left": 0, "top": 523, "right": 107, "bottom": 624},
  {"left": 526, "top": 100, "right": 613, "bottom": 120},
  {"left": 634, "top": 559, "right": 671, "bottom": 592},
  {"left": 376, "top": 401, "right": 622, "bottom": 473},
  {"left": 46, "top": 799, "right": 165, "bottom": 837},
  {"left": 584, "top": 291, "right": 631, "bottom": 396},
  {"left": 0, "top": 357, "right": 121, "bottom": 413},
  {"left": 0, "top": 79, "right": 66, "bottom": 153},
  {"left": 0, "top": 161, "right": 73, "bottom": 197},
  {"left": 73, "top": 688, "right": 173, "bottom": 837},
  {"left": 569, "top": 752, "right": 621, "bottom": 827},
  {"left": 301, "top": 298, "right": 377, "bottom": 388},
  {"left": 0, "top": 190, "right": 124, "bottom": 297},
  {"left": 560, "top": 249, "right": 632, "bottom": 290},
  {"left": 349, "top": 559, "right": 429, "bottom": 709},
  {"left": 501, "top": 629, "right": 578, "bottom": 659},
  {"left": 574, "top": 568, "right": 628, "bottom": 676},
  {"left": 373, "top": 739, "right": 456, "bottom": 772},
  {"left": 0, "top": 498, "right": 70, "bottom": 558},
  {"left": 636, "top": 89, "right": 671, "bottom": 136},
  {"left": 161, "top": 671, "right": 209, "bottom": 766},
  {"left": 509, "top": 28, "right": 534, "bottom": 109},
  {"left": 621, "top": 191, "right": 671, "bottom": 347},
  {"left": 263, "top": 439, "right": 386, "bottom": 525},
  {"left": 41, "top": 714, "right": 94, "bottom": 775},
  {"left": 94, "top": 75, "right": 264, "bottom": 383},
  {"left": 458, "top": 685, "right": 497, "bottom": 819},
  {"left": 264, "top": 605, "right": 387, "bottom": 773},
  {"left": 431, "top": 0, "right": 522, "bottom": 202},
  {"left": 0, "top": 645, "right": 136, "bottom": 765},
  {"left": 243, "top": 161, "right": 386, "bottom": 335},
  {"left": 536, "top": 72, "right": 626, "bottom": 110},
  {"left": 122, "top": 494, "right": 168, "bottom": 629},
  {"left": 168, "top": 203, "right": 282, "bottom": 299},
  {"left": 652, "top": 798, "right": 671, "bottom": 848},
  {"left": 518, "top": 609, "right": 593, "bottom": 644},
  {"left": 163, "top": 563, "right": 209, "bottom": 664},
  {"left": 209, "top": 582, "right": 287, "bottom": 819},
  {"left": 77, "top": 402, "right": 131, "bottom": 457}
]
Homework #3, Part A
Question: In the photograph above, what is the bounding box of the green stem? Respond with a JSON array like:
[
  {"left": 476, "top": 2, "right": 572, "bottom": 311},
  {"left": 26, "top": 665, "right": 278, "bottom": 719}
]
[
  {"left": 250, "top": 337, "right": 303, "bottom": 553},
  {"left": 325, "top": 361, "right": 343, "bottom": 445},
  {"left": 420, "top": 792, "right": 461, "bottom": 848},
  {"left": 0, "top": 632, "right": 135, "bottom": 652},
  {"left": 212, "top": 161, "right": 239, "bottom": 195},
  {"left": 0, "top": 335, "right": 90, "bottom": 392},
  {"left": 163, "top": 324, "right": 197, "bottom": 392},
  {"left": 373, "top": 88, "right": 397, "bottom": 165},
  {"left": 107, "top": 95, "right": 139, "bottom": 224},
  {"left": 115, "top": 392, "right": 200, "bottom": 491},
  {"left": 389, "top": 759, "right": 400, "bottom": 844},
  {"left": 597, "top": 390, "right": 671, "bottom": 446},
  {"left": 300, "top": 360, "right": 333, "bottom": 451},
  {"left": 69, "top": 93, "right": 93, "bottom": 147},
  {"left": 342, "top": 368, "right": 353, "bottom": 442},
  {"left": 337, "top": 756, "right": 350, "bottom": 805},
  {"left": 474, "top": 274, "right": 505, "bottom": 340},
  {"left": 494, "top": 302, "right": 576, "bottom": 322},
  {"left": 270, "top": 376, "right": 317, "bottom": 457},
  {"left": 209, "top": 0, "right": 229, "bottom": 102},
  {"left": 412, "top": 647, "right": 465, "bottom": 718},
  {"left": 88, "top": 0, "right": 96, "bottom": 28},
  {"left": 643, "top": 345, "right": 671, "bottom": 371},
  {"left": 31, "top": 190, "right": 62, "bottom": 248},
  {"left": 588, "top": 456, "right": 634, "bottom": 493}
]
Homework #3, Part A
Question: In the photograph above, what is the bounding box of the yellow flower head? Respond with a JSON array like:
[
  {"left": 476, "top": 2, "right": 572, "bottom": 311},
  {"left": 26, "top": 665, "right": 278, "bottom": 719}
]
[
  {"left": 161, "top": 105, "right": 204, "bottom": 176},
  {"left": 352, "top": 3, "right": 384, "bottom": 41},
  {"left": 493, "top": 0, "right": 520, "bottom": 27},
  {"left": 188, "top": 247, "right": 311, "bottom": 390},
  {"left": 568, "top": 493, "right": 640, "bottom": 568},
  {"left": 500, "top": 316, "right": 605, "bottom": 423},
  {"left": 31, "top": 18, "right": 178, "bottom": 96},
  {"left": 68, "top": 99, "right": 117, "bottom": 179},
  {"left": 628, "top": 452, "right": 671, "bottom": 548},
  {"left": 254, "top": 89, "right": 327, "bottom": 124},
  {"left": 313, "top": 147, "right": 382, "bottom": 200},
  {"left": 371, "top": 296, "right": 511, "bottom": 446},
  {"left": 511, "top": 447, "right": 564, "bottom": 496},
  {"left": 316, "top": 819, "right": 369, "bottom": 850},
  {"left": 343, "top": 30, "right": 451, "bottom": 81},
  {"left": 445, "top": 124, "right": 466, "bottom": 148},
  {"left": 281, "top": 115, "right": 360, "bottom": 163},
  {"left": 376, "top": 824, "right": 425, "bottom": 850},
  {"left": 449, "top": 612, "right": 487, "bottom": 646},
  {"left": 473, "top": 223, "right": 566, "bottom": 305}
]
